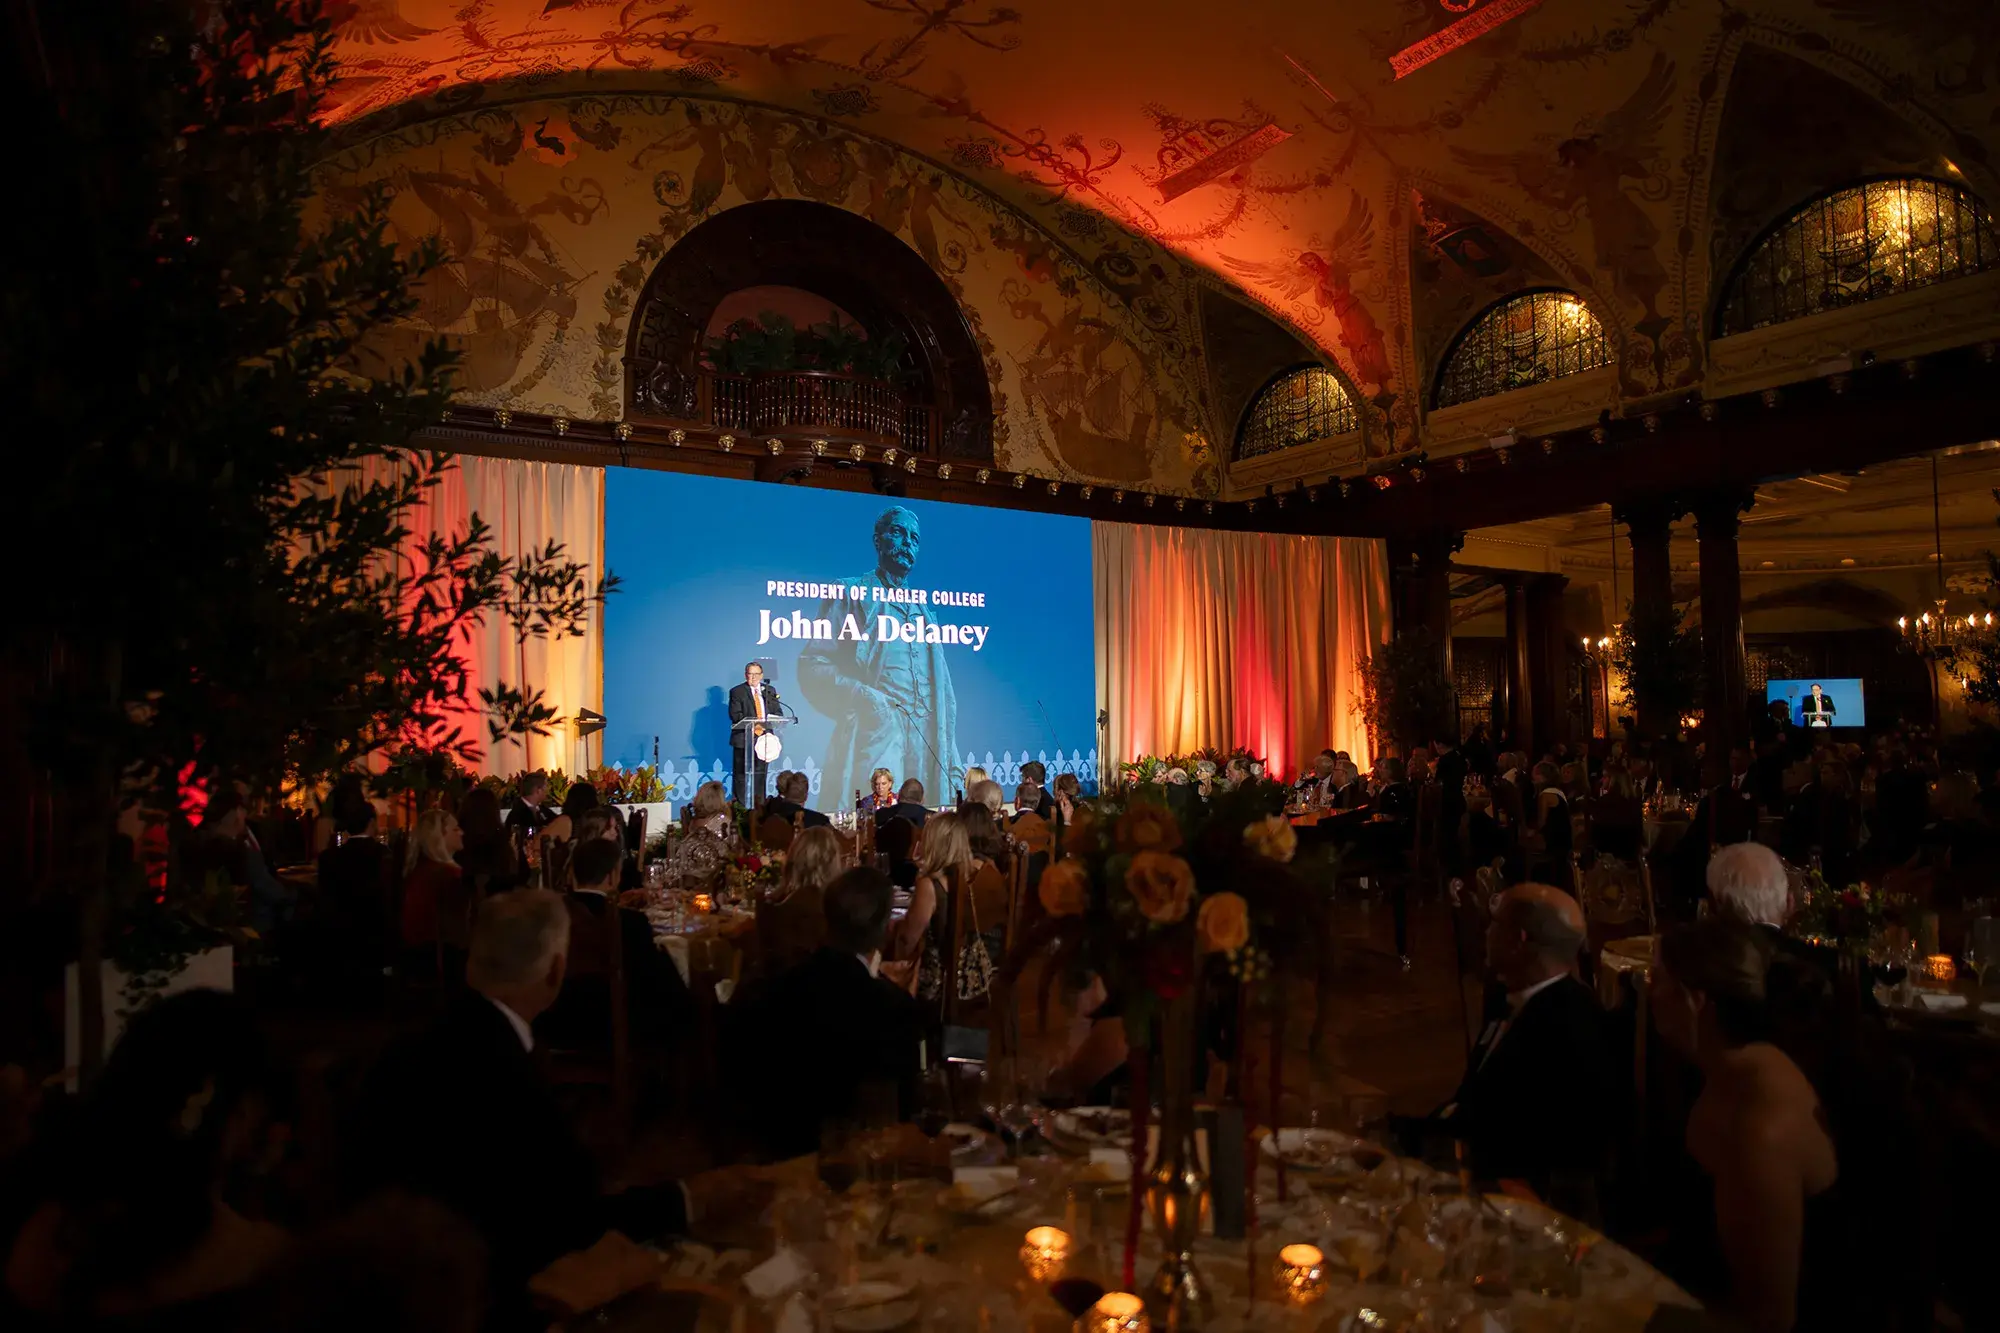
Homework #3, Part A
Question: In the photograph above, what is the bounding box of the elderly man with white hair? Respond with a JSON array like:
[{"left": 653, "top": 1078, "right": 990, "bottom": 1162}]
[{"left": 1706, "top": 840, "right": 1791, "bottom": 928}]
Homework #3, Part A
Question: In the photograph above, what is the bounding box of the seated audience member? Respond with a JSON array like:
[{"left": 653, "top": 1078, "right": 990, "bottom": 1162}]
[
  {"left": 193, "top": 786, "right": 295, "bottom": 933},
  {"left": 957, "top": 802, "right": 1014, "bottom": 875},
  {"left": 252, "top": 1194, "right": 486, "bottom": 1333},
  {"left": 353, "top": 891, "right": 733, "bottom": 1326},
  {"left": 539, "top": 838, "right": 695, "bottom": 1051},
  {"left": 963, "top": 765, "right": 990, "bottom": 792},
  {"left": 504, "top": 770, "right": 553, "bottom": 840},
  {"left": 400, "top": 807, "right": 469, "bottom": 961},
  {"left": 892, "top": 812, "right": 993, "bottom": 1002},
  {"left": 457, "top": 785, "right": 521, "bottom": 896},
  {"left": 876, "top": 779, "right": 929, "bottom": 830},
  {"left": 1707, "top": 841, "right": 1790, "bottom": 931},
  {"left": 667, "top": 782, "right": 732, "bottom": 888},
  {"left": 536, "top": 781, "right": 599, "bottom": 847},
  {"left": 967, "top": 779, "right": 1005, "bottom": 820},
  {"left": 316, "top": 793, "right": 391, "bottom": 976},
  {"left": 1428, "top": 884, "right": 1611, "bottom": 1199},
  {"left": 1222, "top": 757, "right": 1252, "bottom": 790},
  {"left": 1651, "top": 920, "right": 1844, "bottom": 1332},
  {"left": 856, "top": 768, "right": 896, "bottom": 815},
  {"left": 757, "top": 825, "right": 844, "bottom": 972},
  {"left": 731, "top": 867, "right": 926, "bottom": 1158},
  {"left": 763, "top": 770, "right": 830, "bottom": 829},
  {"left": 3, "top": 991, "right": 289, "bottom": 1326},
  {"left": 1045, "top": 971, "right": 1129, "bottom": 1105},
  {"left": 1370, "top": 757, "right": 1414, "bottom": 819},
  {"left": 1330, "top": 761, "right": 1365, "bottom": 810},
  {"left": 1297, "top": 752, "right": 1338, "bottom": 807},
  {"left": 877, "top": 815, "right": 919, "bottom": 891},
  {"left": 1017, "top": 762, "right": 1055, "bottom": 818},
  {"left": 312, "top": 772, "right": 368, "bottom": 856},
  {"left": 1012, "top": 781, "right": 1045, "bottom": 821},
  {"left": 1052, "top": 772, "right": 1084, "bottom": 822},
  {"left": 1525, "top": 761, "right": 1572, "bottom": 865}
]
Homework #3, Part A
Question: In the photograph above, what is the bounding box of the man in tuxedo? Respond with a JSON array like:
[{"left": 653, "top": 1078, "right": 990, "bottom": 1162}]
[
  {"left": 1427, "top": 883, "right": 1612, "bottom": 1196},
  {"left": 351, "top": 889, "right": 736, "bottom": 1327},
  {"left": 727, "top": 866, "right": 927, "bottom": 1158},
  {"left": 875, "top": 778, "right": 929, "bottom": 830},
  {"left": 1296, "top": 751, "right": 1338, "bottom": 806},
  {"left": 504, "top": 770, "right": 552, "bottom": 838},
  {"left": 537, "top": 839, "right": 697, "bottom": 1052},
  {"left": 1801, "top": 683, "right": 1837, "bottom": 729},
  {"left": 762, "top": 769, "right": 830, "bottom": 829},
  {"left": 728, "top": 661, "right": 783, "bottom": 806},
  {"left": 1433, "top": 733, "right": 1469, "bottom": 874}
]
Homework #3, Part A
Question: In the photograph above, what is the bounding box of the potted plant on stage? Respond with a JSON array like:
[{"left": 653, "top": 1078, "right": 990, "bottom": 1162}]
[
  {"left": 1353, "top": 629, "right": 1454, "bottom": 755},
  {"left": 15, "top": 2, "right": 614, "bottom": 1079}
]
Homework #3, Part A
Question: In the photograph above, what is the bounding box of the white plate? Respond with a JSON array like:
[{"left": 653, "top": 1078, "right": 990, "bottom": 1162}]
[
  {"left": 826, "top": 1281, "right": 919, "bottom": 1333},
  {"left": 940, "top": 1122, "right": 996, "bottom": 1163},
  {"left": 1259, "top": 1127, "right": 1364, "bottom": 1170},
  {"left": 1053, "top": 1106, "right": 1132, "bottom": 1146}
]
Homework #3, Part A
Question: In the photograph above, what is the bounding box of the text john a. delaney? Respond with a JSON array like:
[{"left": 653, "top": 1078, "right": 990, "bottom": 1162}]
[{"left": 755, "top": 608, "right": 990, "bottom": 651}]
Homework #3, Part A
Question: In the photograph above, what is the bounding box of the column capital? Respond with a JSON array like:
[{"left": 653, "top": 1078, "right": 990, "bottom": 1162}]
[
  {"left": 1613, "top": 496, "right": 1689, "bottom": 536},
  {"left": 1692, "top": 488, "right": 1756, "bottom": 538}
]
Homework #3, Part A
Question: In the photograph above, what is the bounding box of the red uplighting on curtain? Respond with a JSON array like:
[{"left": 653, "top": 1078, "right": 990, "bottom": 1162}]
[{"left": 1093, "top": 523, "right": 1390, "bottom": 782}]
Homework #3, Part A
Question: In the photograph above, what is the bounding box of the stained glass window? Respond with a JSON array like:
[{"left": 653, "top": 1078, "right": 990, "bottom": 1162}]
[
  {"left": 1716, "top": 177, "right": 1999, "bottom": 336},
  {"left": 1235, "top": 365, "right": 1358, "bottom": 460},
  {"left": 1432, "top": 289, "right": 1612, "bottom": 409}
]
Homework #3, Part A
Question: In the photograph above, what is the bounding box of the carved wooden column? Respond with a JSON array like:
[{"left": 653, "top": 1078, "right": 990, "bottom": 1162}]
[
  {"left": 1501, "top": 573, "right": 1534, "bottom": 750},
  {"left": 1614, "top": 498, "right": 1686, "bottom": 741},
  {"left": 1527, "top": 574, "right": 1572, "bottom": 754},
  {"left": 1390, "top": 530, "right": 1464, "bottom": 697},
  {"left": 1695, "top": 492, "right": 1755, "bottom": 761}
]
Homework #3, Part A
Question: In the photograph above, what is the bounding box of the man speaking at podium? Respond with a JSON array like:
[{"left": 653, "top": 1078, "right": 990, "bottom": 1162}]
[{"left": 729, "top": 661, "right": 782, "bottom": 805}]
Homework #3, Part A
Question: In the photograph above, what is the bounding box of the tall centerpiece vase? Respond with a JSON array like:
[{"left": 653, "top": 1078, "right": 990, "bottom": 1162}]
[{"left": 1146, "top": 985, "right": 1211, "bottom": 1330}]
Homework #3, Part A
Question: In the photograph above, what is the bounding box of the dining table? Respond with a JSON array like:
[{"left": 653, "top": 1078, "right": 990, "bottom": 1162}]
[{"left": 552, "top": 1117, "right": 1701, "bottom": 1333}]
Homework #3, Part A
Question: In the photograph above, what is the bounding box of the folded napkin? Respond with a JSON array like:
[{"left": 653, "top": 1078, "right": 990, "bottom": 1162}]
[
  {"left": 1915, "top": 992, "right": 1969, "bottom": 1012},
  {"left": 1088, "top": 1147, "right": 1128, "bottom": 1172},
  {"left": 949, "top": 1165, "right": 1018, "bottom": 1201},
  {"left": 528, "top": 1231, "right": 661, "bottom": 1316},
  {"left": 742, "top": 1247, "right": 812, "bottom": 1301}
]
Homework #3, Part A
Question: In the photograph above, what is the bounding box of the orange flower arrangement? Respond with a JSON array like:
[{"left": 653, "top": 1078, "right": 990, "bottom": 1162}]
[
  {"left": 1115, "top": 802, "right": 1183, "bottom": 856},
  {"left": 1125, "top": 850, "right": 1196, "bottom": 924},
  {"left": 1195, "top": 891, "right": 1250, "bottom": 953},
  {"left": 1037, "top": 858, "right": 1090, "bottom": 917},
  {"left": 1242, "top": 815, "right": 1298, "bottom": 864}
]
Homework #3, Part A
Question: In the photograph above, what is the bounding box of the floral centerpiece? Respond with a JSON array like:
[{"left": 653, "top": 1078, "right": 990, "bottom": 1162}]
[
  {"left": 585, "top": 764, "right": 667, "bottom": 805},
  {"left": 1789, "top": 872, "right": 1909, "bottom": 954},
  {"left": 1021, "top": 773, "right": 1329, "bottom": 1319},
  {"left": 724, "top": 848, "right": 785, "bottom": 902},
  {"left": 1117, "top": 748, "right": 1269, "bottom": 797}
]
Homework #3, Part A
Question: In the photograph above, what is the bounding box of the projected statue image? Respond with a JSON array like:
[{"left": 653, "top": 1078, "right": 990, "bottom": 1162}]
[{"left": 799, "top": 505, "right": 961, "bottom": 807}]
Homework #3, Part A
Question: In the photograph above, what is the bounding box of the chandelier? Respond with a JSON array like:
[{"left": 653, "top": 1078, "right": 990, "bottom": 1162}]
[{"left": 1897, "top": 453, "right": 1997, "bottom": 658}]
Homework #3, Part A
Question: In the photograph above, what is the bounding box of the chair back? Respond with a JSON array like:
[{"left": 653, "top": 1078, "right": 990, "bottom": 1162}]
[
  {"left": 758, "top": 814, "right": 795, "bottom": 852},
  {"left": 626, "top": 806, "right": 649, "bottom": 861},
  {"left": 1572, "top": 853, "right": 1655, "bottom": 946},
  {"left": 755, "top": 884, "right": 827, "bottom": 975},
  {"left": 548, "top": 894, "right": 631, "bottom": 1121}
]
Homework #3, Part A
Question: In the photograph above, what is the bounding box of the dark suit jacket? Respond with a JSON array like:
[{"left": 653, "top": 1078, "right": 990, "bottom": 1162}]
[
  {"left": 726, "top": 948, "right": 926, "bottom": 1159},
  {"left": 504, "top": 800, "right": 550, "bottom": 837},
  {"left": 316, "top": 836, "right": 391, "bottom": 967},
  {"left": 538, "top": 891, "right": 697, "bottom": 1049},
  {"left": 1434, "top": 749, "right": 1469, "bottom": 823},
  {"left": 1442, "top": 976, "right": 1613, "bottom": 1191},
  {"left": 763, "top": 797, "right": 830, "bottom": 829},
  {"left": 351, "top": 993, "right": 687, "bottom": 1324},
  {"left": 1801, "top": 695, "right": 1836, "bottom": 726},
  {"left": 876, "top": 801, "right": 928, "bottom": 830},
  {"left": 727, "top": 681, "right": 782, "bottom": 749}
]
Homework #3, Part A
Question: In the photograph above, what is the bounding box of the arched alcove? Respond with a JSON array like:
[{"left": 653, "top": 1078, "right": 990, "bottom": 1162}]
[
  {"left": 624, "top": 200, "right": 993, "bottom": 461},
  {"left": 1431, "top": 289, "right": 1613, "bottom": 409}
]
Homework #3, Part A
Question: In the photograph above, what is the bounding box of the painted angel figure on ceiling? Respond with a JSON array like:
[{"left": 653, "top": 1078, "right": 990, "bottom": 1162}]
[{"left": 1221, "top": 190, "right": 1397, "bottom": 415}]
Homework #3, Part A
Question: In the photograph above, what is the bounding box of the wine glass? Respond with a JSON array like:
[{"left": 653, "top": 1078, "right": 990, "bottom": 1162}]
[{"left": 1967, "top": 917, "right": 1999, "bottom": 996}]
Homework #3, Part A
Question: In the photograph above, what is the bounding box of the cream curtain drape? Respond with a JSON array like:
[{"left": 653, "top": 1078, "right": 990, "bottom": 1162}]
[
  {"left": 327, "top": 454, "right": 604, "bottom": 778},
  {"left": 1093, "top": 522, "right": 1390, "bottom": 780}
]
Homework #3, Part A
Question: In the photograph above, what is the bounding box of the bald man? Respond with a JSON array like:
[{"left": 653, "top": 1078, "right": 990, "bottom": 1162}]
[{"left": 1431, "top": 882, "right": 1614, "bottom": 1198}]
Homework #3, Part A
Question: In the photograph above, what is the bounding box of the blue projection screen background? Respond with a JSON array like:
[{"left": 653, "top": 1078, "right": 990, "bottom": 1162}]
[
  {"left": 604, "top": 469, "right": 1098, "bottom": 807},
  {"left": 1766, "top": 677, "right": 1866, "bottom": 730}
]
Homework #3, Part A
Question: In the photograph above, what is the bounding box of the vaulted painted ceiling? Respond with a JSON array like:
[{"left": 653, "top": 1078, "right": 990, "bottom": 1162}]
[{"left": 325, "top": 0, "right": 2000, "bottom": 443}]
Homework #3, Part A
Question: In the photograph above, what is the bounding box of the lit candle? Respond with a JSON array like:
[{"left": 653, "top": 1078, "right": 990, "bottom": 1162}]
[
  {"left": 1274, "top": 1243, "right": 1328, "bottom": 1305},
  {"left": 1084, "top": 1292, "right": 1149, "bottom": 1333},
  {"left": 1020, "top": 1225, "right": 1072, "bottom": 1282},
  {"left": 692, "top": 892, "right": 714, "bottom": 914},
  {"left": 1920, "top": 954, "right": 1957, "bottom": 986}
]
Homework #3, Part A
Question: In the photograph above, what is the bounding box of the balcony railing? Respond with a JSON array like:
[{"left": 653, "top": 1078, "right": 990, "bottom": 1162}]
[{"left": 629, "top": 362, "right": 938, "bottom": 451}]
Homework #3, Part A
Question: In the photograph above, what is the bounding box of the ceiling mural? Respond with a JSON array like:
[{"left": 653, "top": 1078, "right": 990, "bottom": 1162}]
[
  {"left": 317, "top": 92, "right": 1216, "bottom": 490},
  {"left": 320, "top": 0, "right": 2000, "bottom": 470}
]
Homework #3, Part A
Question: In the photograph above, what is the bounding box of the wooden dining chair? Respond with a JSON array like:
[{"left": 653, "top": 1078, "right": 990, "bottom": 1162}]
[
  {"left": 757, "top": 814, "right": 795, "bottom": 852},
  {"left": 543, "top": 893, "right": 632, "bottom": 1140},
  {"left": 1572, "top": 853, "right": 1655, "bottom": 953}
]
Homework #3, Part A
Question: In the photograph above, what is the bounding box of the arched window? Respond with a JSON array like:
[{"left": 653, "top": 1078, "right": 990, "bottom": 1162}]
[
  {"left": 1234, "top": 365, "right": 1357, "bottom": 460},
  {"left": 1431, "top": 289, "right": 1612, "bottom": 410},
  {"left": 1715, "top": 177, "right": 1999, "bottom": 336}
]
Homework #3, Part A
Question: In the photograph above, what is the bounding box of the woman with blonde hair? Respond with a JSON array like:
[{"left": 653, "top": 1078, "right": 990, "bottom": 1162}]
[
  {"left": 399, "top": 807, "right": 466, "bottom": 957},
  {"left": 759, "top": 825, "right": 848, "bottom": 971},
  {"left": 892, "top": 812, "right": 997, "bottom": 1002},
  {"left": 669, "top": 781, "right": 733, "bottom": 886},
  {"left": 856, "top": 767, "right": 897, "bottom": 814}
]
